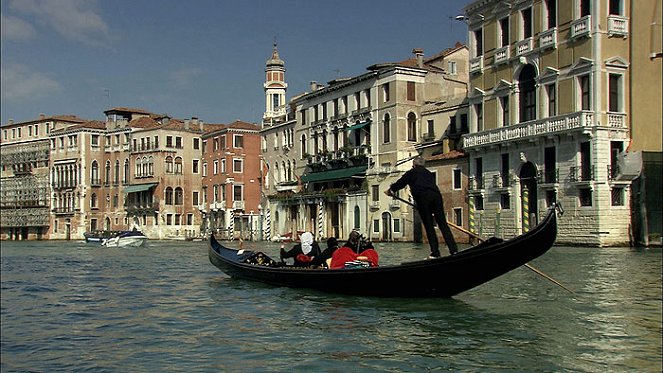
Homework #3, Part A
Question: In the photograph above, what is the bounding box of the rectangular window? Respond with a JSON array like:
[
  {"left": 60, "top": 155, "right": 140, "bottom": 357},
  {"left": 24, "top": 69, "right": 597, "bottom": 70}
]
[
  {"left": 28, "top": 126, "right": 33, "bottom": 136},
  {"left": 453, "top": 169, "right": 462, "bottom": 190},
  {"left": 393, "top": 219, "right": 401, "bottom": 233},
  {"left": 220, "top": 136, "right": 226, "bottom": 149},
  {"left": 202, "top": 162, "right": 207, "bottom": 177},
  {"left": 371, "top": 185, "right": 379, "bottom": 202},
  {"left": 213, "top": 160, "right": 219, "bottom": 175},
  {"left": 460, "top": 114, "right": 468, "bottom": 133},
  {"left": 233, "top": 159, "right": 243, "bottom": 173},
  {"left": 580, "top": 75, "right": 591, "bottom": 110},
  {"left": 175, "top": 214, "right": 181, "bottom": 225},
  {"left": 193, "top": 138, "right": 200, "bottom": 150},
  {"left": 522, "top": 8, "right": 533, "bottom": 38},
  {"left": 192, "top": 191, "right": 199, "bottom": 205},
  {"left": 580, "top": 141, "right": 592, "bottom": 180},
  {"left": 611, "top": 187, "right": 624, "bottom": 206},
  {"left": 546, "top": 0, "right": 557, "bottom": 28},
  {"left": 166, "top": 214, "right": 173, "bottom": 225},
  {"left": 233, "top": 185, "right": 242, "bottom": 201},
  {"left": 426, "top": 120, "right": 434, "bottom": 138},
  {"left": 186, "top": 214, "right": 193, "bottom": 225},
  {"left": 175, "top": 137, "right": 182, "bottom": 148},
  {"left": 609, "top": 0, "right": 622, "bottom": 15},
  {"left": 580, "top": 0, "right": 591, "bottom": 17},
  {"left": 547, "top": 84, "right": 557, "bottom": 117},
  {"left": 221, "top": 159, "right": 226, "bottom": 173},
  {"left": 474, "top": 29, "right": 483, "bottom": 56},
  {"left": 609, "top": 74, "right": 621, "bottom": 112},
  {"left": 579, "top": 188, "right": 592, "bottom": 206},
  {"left": 475, "top": 103, "right": 484, "bottom": 131},
  {"left": 500, "top": 17, "right": 509, "bottom": 47},
  {"left": 407, "top": 81, "right": 416, "bottom": 101},
  {"left": 354, "top": 92, "right": 361, "bottom": 110},
  {"left": 501, "top": 153, "right": 510, "bottom": 186},
  {"left": 475, "top": 196, "right": 484, "bottom": 211},
  {"left": 500, "top": 193, "right": 511, "bottom": 209},
  {"left": 544, "top": 146, "right": 557, "bottom": 183},
  {"left": 382, "top": 83, "right": 390, "bottom": 102},
  {"left": 546, "top": 190, "right": 557, "bottom": 207},
  {"left": 234, "top": 135, "right": 244, "bottom": 148},
  {"left": 192, "top": 159, "right": 199, "bottom": 174},
  {"left": 166, "top": 136, "right": 173, "bottom": 147},
  {"left": 213, "top": 138, "right": 219, "bottom": 150},
  {"left": 301, "top": 109, "right": 307, "bottom": 125},
  {"left": 448, "top": 60, "right": 457, "bottom": 75},
  {"left": 453, "top": 208, "right": 462, "bottom": 226},
  {"left": 501, "top": 96, "right": 510, "bottom": 126},
  {"left": 91, "top": 135, "right": 99, "bottom": 146},
  {"left": 373, "top": 219, "right": 379, "bottom": 233}
]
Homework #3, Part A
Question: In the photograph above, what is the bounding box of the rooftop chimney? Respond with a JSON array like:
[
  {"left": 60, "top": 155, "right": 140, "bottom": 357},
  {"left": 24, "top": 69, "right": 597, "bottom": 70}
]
[
  {"left": 39, "top": 113, "right": 46, "bottom": 120},
  {"left": 412, "top": 48, "right": 424, "bottom": 68},
  {"left": 310, "top": 81, "right": 318, "bottom": 92}
]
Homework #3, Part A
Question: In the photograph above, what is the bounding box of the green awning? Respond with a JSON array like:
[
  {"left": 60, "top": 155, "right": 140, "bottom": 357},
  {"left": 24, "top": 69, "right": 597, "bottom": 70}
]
[
  {"left": 345, "top": 120, "right": 371, "bottom": 132},
  {"left": 123, "top": 183, "right": 158, "bottom": 193},
  {"left": 301, "top": 166, "right": 367, "bottom": 183}
]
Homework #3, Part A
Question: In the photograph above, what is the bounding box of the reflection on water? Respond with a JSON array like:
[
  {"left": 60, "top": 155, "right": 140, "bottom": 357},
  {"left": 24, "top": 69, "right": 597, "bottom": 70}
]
[{"left": 1, "top": 240, "right": 661, "bottom": 372}]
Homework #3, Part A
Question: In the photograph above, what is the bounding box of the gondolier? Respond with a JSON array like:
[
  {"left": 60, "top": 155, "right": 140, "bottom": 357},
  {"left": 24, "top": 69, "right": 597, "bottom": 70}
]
[{"left": 385, "top": 156, "right": 458, "bottom": 258}]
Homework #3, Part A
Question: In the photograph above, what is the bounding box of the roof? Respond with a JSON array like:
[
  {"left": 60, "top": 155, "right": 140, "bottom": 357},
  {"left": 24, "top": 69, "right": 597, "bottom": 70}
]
[
  {"left": 50, "top": 120, "right": 106, "bottom": 134},
  {"left": 2, "top": 114, "right": 88, "bottom": 128},
  {"left": 427, "top": 149, "right": 467, "bottom": 162}
]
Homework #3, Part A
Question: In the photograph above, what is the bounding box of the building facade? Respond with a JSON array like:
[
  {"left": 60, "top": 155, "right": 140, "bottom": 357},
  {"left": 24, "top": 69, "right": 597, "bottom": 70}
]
[{"left": 460, "top": 0, "right": 658, "bottom": 246}]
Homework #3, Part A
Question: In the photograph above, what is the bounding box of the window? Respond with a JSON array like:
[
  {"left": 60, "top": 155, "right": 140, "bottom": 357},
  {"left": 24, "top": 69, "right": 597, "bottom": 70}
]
[
  {"left": 233, "top": 185, "right": 242, "bottom": 201},
  {"left": 500, "top": 193, "right": 511, "bottom": 209},
  {"left": 580, "top": 141, "right": 592, "bottom": 181},
  {"left": 407, "top": 113, "right": 417, "bottom": 141},
  {"left": 221, "top": 159, "right": 226, "bottom": 173},
  {"left": 165, "top": 187, "right": 173, "bottom": 205},
  {"left": 371, "top": 185, "right": 379, "bottom": 202},
  {"left": 354, "top": 206, "right": 361, "bottom": 229},
  {"left": 580, "top": 75, "right": 591, "bottom": 110},
  {"left": 394, "top": 219, "right": 401, "bottom": 233},
  {"left": 382, "top": 83, "right": 390, "bottom": 102},
  {"left": 165, "top": 156, "right": 173, "bottom": 174},
  {"left": 193, "top": 160, "right": 199, "bottom": 174},
  {"left": 609, "top": 0, "right": 622, "bottom": 15},
  {"left": 475, "top": 103, "right": 484, "bottom": 131},
  {"left": 522, "top": 7, "right": 533, "bottom": 38},
  {"left": 611, "top": 187, "right": 624, "bottom": 206},
  {"left": 453, "top": 169, "right": 462, "bottom": 190},
  {"left": 114, "top": 160, "right": 120, "bottom": 184},
  {"left": 213, "top": 160, "right": 219, "bottom": 175},
  {"left": 166, "top": 214, "right": 173, "bottom": 225},
  {"left": 500, "top": 17, "right": 509, "bottom": 47},
  {"left": 193, "top": 138, "right": 200, "bottom": 150},
  {"left": 123, "top": 159, "right": 129, "bottom": 184},
  {"left": 213, "top": 138, "right": 219, "bottom": 151},
  {"left": 166, "top": 136, "right": 173, "bottom": 147},
  {"left": 91, "top": 193, "right": 98, "bottom": 208},
  {"left": 91, "top": 135, "right": 99, "bottom": 146},
  {"left": 233, "top": 159, "right": 243, "bottom": 173},
  {"left": 373, "top": 219, "right": 379, "bottom": 234},
  {"left": 500, "top": 96, "right": 510, "bottom": 126},
  {"left": 609, "top": 74, "right": 622, "bottom": 112},
  {"left": 579, "top": 188, "right": 592, "bottom": 206},
  {"left": 501, "top": 153, "right": 510, "bottom": 187},
  {"left": 453, "top": 208, "right": 462, "bottom": 226},
  {"left": 105, "top": 161, "right": 111, "bottom": 184},
  {"left": 175, "top": 137, "right": 182, "bottom": 148},
  {"left": 546, "top": 84, "right": 557, "bottom": 117},
  {"left": 474, "top": 29, "right": 483, "bottom": 56},
  {"left": 91, "top": 161, "right": 99, "bottom": 184},
  {"left": 234, "top": 135, "right": 244, "bottom": 148},
  {"left": 448, "top": 60, "right": 457, "bottom": 75},
  {"left": 406, "top": 81, "right": 416, "bottom": 101},
  {"left": 544, "top": 146, "right": 557, "bottom": 183},
  {"left": 545, "top": 0, "right": 557, "bottom": 28},
  {"left": 426, "top": 120, "right": 434, "bottom": 138},
  {"left": 546, "top": 190, "right": 557, "bottom": 207},
  {"left": 174, "top": 187, "right": 183, "bottom": 205},
  {"left": 580, "top": 0, "right": 590, "bottom": 17},
  {"left": 192, "top": 191, "right": 199, "bottom": 205},
  {"left": 113, "top": 194, "right": 118, "bottom": 208},
  {"left": 474, "top": 195, "right": 484, "bottom": 210},
  {"left": 187, "top": 214, "right": 194, "bottom": 225}
]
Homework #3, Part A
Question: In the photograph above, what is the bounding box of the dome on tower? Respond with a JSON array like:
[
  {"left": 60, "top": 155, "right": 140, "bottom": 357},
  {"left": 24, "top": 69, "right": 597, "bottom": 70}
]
[{"left": 266, "top": 42, "right": 284, "bottom": 67}]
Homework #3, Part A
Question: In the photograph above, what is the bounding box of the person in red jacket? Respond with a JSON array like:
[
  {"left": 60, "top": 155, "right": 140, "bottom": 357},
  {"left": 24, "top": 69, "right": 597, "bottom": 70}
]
[{"left": 386, "top": 156, "right": 458, "bottom": 258}]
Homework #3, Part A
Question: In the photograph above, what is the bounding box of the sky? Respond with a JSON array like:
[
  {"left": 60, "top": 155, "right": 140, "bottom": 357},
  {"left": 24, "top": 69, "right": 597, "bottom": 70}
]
[{"left": 1, "top": 0, "right": 470, "bottom": 126}]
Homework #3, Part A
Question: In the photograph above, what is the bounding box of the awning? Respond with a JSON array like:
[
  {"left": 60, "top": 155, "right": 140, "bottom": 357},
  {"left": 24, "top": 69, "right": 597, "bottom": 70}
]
[
  {"left": 123, "top": 183, "right": 158, "bottom": 193},
  {"left": 344, "top": 120, "right": 371, "bottom": 132},
  {"left": 301, "top": 166, "right": 367, "bottom": 183}
]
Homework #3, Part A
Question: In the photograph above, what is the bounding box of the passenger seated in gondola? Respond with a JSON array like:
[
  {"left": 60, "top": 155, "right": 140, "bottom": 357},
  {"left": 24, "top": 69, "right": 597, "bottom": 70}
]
[
  {"left": 280, "top": 232, "right": 321, "bottom": 267},
  {"left": 330, "top": 231, "right": 379, "bottom": 269},
  {"left": 310, "top": 237, "right": 340, "bottom": 268}
]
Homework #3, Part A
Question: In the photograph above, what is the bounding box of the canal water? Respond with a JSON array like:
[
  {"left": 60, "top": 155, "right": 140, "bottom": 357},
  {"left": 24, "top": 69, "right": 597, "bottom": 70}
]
[{"left": 1, "top": 240, "right": 661, "bottom": 372}]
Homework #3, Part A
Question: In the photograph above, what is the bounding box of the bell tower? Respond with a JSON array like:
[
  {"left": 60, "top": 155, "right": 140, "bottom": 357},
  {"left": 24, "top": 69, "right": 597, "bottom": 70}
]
[{"left": 263, "top": 41, "right": 287, "bottom": 125}]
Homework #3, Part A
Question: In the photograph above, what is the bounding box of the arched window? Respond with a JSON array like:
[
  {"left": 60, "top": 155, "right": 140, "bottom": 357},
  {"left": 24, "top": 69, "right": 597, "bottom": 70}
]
[
  {"left": 142, "top": 156, "right": 148, "bottom": 176},
  {"left": 281, "top": 161, "right": 286, "bottom": 181},
  {"left": 407, "top": 112, "right": 417, "bottom": 141},
  {"left": 114, "top": 160, "right": 120, "bottom": 184},
  {"left": 91, "top": 193, "right": 98, "bottom": 208},
  {"left": 165, "top": 156, "right": 173, "bottom": 173},
  {"left": 148, "top": 156, "right": 154, "bottom": 176},
  {"left": 135, "top": 157, "right": 142, "bottom": 177},
  {"left": 174, "top": 187, "right": 184, "bottom": 205},
  {"left": 174, "top": 157, "right": 183, "bottom": 174},
  {"left": 165, "top": 187, "right": 173, "bottom": 205},
  {"left": 91, "top": 160, "right": 99, "bottom": 185},
  {"left": 105, "top": 161, "right": 111, "bottom": 184},
  {"left": 519, "top": 64, "right": 537, "bottom": 123},
  {"left": 274, "top": 163, "right": 280, "bottom": 183},
  {"left": 354, "top": 206, "right": 361, "bottom": 229},
  {"left": 123, "top": 159, "right": 129, "bottom": 184},
  {"left": 383, "top": 113, "right": 391, "bottom": 143}
]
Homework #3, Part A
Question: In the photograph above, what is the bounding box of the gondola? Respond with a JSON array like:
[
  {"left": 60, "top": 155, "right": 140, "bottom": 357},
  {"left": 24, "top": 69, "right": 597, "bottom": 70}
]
[{"left": 208, "top": 205, "right": 560, "bottom": 297}]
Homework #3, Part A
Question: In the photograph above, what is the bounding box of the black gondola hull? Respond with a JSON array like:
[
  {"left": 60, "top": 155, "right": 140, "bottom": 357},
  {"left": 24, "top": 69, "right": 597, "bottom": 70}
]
[{"left": 209, "top": 206, "right": 558, "bottom": 297}]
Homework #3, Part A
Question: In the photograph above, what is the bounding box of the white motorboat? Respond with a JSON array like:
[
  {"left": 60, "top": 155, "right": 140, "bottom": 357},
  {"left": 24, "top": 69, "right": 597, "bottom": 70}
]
[{"left": 102, "top": 231, "right": 148, "bottom": 248}]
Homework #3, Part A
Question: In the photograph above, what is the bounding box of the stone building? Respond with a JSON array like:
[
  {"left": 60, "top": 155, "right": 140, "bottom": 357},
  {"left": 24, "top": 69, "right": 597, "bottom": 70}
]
[{"left": 460, "top": 0, "right": 660, "bottom": 246}]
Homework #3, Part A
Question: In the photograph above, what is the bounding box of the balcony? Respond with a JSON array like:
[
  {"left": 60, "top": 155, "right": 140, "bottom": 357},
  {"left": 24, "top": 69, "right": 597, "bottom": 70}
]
[
  {"left": 370, "top": 200, "right": 380, "bottom": 209},
  {"left": 125, "top": 201, "right": 159, "bottom": 213},
  {"left": 468, "top": 176, "right": 485, "bottom": 191},
  {"left": 469, "top": 56, "right": 483, "bottom": 74},
  {"left": 493, "top": 46, "right": 510, "bottom": 65},
  {"left": 569, "top": 165, "right": 595, "bottom": 182},
  {"left": 607, "top": 164, "right": 620, "bottom": 181},
  {"left": 515, "top": 37, "right": 533, "bottom": 56},
  {"left": 537, "top": 168, "right": 559, "bottom": 184},
  {"left": 52, "top": 207, "right": 78, "bottom": 215},
  {"left": 571, "top": 15, "right": 591, "bottom": 39},
  {"left": 608, "top": 15, "right": 628, "bottom": 37},
  {"left": 232, "top": 200, "right": 245, "bottom": 210},
  {"left": 539, "top": 28, "right": 557, "bottom": 50},
  {"left": 492, "top": 173, "right": 511, "bottom": 188},
  {"left": 462, "top": 111, "right": 612, "bottom": 149},
  {"left": 389, "top": 199, "right": 400, "bottom": 209}
]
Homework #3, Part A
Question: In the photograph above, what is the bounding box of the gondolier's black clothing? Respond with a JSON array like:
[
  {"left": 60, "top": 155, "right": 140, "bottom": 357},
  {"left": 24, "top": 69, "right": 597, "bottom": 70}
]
[{"left": 389, "top": 165, "right": 458, "bottom": 257}]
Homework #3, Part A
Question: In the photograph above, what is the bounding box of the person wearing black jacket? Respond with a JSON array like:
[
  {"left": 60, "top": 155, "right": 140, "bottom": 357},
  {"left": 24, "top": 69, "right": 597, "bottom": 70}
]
[{"left": 385, "top": 156, "right": 458, "bottom": 258}]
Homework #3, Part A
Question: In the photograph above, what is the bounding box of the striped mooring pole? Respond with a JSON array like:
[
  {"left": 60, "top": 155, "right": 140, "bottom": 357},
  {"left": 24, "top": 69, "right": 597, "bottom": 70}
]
[
  {"left": 522, "top": 187, "right": 530, "bottom": 233},
  {"left": 318, "top": 201, "right": 324, "bottom": 239},
  {"left": 228, "top": 209, "right": 235, "bottom": 240},
  {"left": 264, "top": 208, "right": 271, "bottom": 240},
  {"left": 469, "top": 197, "right": 476, "bottom": 234}
]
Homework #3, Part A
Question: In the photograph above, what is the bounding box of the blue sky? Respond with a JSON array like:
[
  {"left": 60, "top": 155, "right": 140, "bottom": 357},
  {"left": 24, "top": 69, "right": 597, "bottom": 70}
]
[{"left": 1, "top": 0, "right": 469, "bottom": 125}]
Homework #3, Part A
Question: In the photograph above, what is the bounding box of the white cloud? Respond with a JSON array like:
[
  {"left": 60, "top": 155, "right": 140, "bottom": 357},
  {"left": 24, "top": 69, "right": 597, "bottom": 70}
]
[
  {"left": 1, "top": 64, "right": 62, "bottom": 101},
  {"left": 170, "top": 67, "right": 204, "bottom": 88},
  {"left": 0, "top": 14, "right": 37, "bottom": 41},
  {"left": 8, "top": 0, "right": 110, "bottom": 47}
]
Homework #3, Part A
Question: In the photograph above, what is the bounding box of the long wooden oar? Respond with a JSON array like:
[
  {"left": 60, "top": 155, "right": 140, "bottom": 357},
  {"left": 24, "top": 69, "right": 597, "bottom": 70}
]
[{"left": 390, "top": 195, "right": 575, "bottom": 294}]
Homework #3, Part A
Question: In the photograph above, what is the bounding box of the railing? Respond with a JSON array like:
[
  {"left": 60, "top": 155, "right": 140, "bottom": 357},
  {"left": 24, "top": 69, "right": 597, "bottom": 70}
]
[
  {"left": 370, "top": 200, "right": 380, "bottom": 209},
  {"left": 52, "top": 207, "right": 78, "bottom": 215},
  {"left": 608, "top": 113, "right": 627, "bottom": 128},
  {"left": 494, "top": 46, "right": 509, "bottom": 65},
  {"left": 571, "top": 15, "right": 591, "bottom": 39},
  {"left": 569, "top": 165, "right": 595, "bottom": 182},
  {"left": 608, "top": 15, "right": 628, "bottom": 37},
  {"left": 468, "top": 176, "right": 485, "bottom": 191},
  {"left": 539, "top": 28, "right": 557, "bottom": 49},
  {"left": 538, "top": 168, "right": 559, "bottom": 184},
  {"left": 463, "top": 111, "right": 597, "bottom": 149},
  {"left": 469, "top": 56, "right": 483, "bottom": 74},
  {"left": 233, "top": 200, "right": 245, "bottom": 210},
  {"left": 516, "top": 37, "right": 533, "bottom": 56},
  {"left": 492, "top": 173, "right": 511, "bottom": 188},
  {"left": 389, "top": 199, "right": 400, "bottom": 208},
  {"left": 90, "top": 179, "right": 101, "bottom": 187},
  {"left": 125, "top": 202, "right": 159, "bottom": 212},
  {"left": 607, "top": 164, "right": 620, "bottom": 181}
]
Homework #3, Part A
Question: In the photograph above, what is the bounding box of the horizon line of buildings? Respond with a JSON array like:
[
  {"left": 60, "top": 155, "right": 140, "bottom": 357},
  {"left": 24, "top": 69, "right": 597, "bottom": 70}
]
[{"left": 1, "top": 0, "right": 661, "bottom": 246}]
